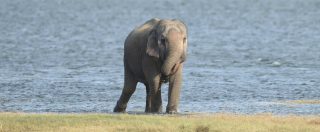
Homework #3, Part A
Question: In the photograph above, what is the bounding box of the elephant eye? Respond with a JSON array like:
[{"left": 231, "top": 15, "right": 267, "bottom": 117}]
[{"left": 160, "top": 38, "right": 166, "bottom": 44}]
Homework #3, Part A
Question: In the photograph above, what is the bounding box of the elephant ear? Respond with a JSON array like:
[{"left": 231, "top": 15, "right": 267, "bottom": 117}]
[{"left": 146, "top": 30, "right": 159, "bottom": 58}]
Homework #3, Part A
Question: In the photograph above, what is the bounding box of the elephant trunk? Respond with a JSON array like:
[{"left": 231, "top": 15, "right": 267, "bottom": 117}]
[{"left": 161, "top": 40, "right": 183, "bottom": 76}]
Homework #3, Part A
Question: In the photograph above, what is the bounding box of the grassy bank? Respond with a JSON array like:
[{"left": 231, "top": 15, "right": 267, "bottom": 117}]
[{"left": 0, "top": 113, "right": 319, "bottom": 132}]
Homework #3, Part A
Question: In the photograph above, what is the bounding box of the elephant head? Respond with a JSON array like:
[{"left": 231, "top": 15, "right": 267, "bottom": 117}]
[{"left": 146, "top": 19, "right": 188, "bottom": 76}]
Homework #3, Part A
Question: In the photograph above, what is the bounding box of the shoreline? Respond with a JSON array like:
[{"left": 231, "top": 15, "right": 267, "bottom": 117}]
[{"left": 1, "top": 111, "right": 319, "bottom": 116}]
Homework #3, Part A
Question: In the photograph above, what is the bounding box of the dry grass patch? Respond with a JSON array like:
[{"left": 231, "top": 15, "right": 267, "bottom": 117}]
[{"left": 0, "top": 113, "right": 319, "bottom": 132}]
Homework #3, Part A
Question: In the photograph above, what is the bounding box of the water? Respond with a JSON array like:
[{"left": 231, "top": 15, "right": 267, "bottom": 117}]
[{"left": 0, "top": 0, "right": 320, "bottom": 115}]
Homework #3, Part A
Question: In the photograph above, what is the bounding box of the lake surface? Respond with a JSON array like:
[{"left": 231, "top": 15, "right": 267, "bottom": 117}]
[{"left": 1, "top": 0, "right": 320, "bottom": 115}]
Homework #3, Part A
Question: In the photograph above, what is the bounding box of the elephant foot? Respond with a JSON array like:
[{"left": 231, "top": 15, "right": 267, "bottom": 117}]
[
  {"left": 166, "top": 110, "right": 178, "bottom": 114},
  {"left": 153, "top": 105, "right": 163, "bottom": 113},
  {"left": 145, "top": 105, "right": 163, "bottom": 113},
  {"left": 113, "top": 101, "right": 126, "bottom": 113},
  {"left": 166, "top": 106, "right": 178, "bottom": 114}
]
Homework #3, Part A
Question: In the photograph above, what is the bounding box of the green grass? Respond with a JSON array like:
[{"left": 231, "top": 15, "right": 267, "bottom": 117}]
[{"left": 0, "top": 113, "right": 319, "bottom": 132}]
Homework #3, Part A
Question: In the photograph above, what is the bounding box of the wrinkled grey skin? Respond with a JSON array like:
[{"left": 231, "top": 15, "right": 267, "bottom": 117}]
[{"left": 113, "top": 18, "right": 188, "bottom": 113}]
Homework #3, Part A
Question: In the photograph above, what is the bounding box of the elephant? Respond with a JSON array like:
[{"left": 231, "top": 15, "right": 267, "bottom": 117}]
[{"left": 113, "top": 18, "right": 188, "bottom": 114}]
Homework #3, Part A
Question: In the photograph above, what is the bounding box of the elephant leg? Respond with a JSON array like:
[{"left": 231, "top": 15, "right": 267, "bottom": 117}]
[
  {"left": 153, "top": 82, "right": 163, "bottom": 112},
  {"left": 146, "top": 80, "right": 162, "bottom": 113},
  {"left": 142, "top": 57, "right": 163, "bottom": 113},
  {"left": 113, "top": 71, "right": 137, "bottom": 113},
  {"left": 144, "top": 73, "right": 162, "bottom": 113},
  {"left": 166, "top": 65, "right": 182, "bottom": 114}
]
